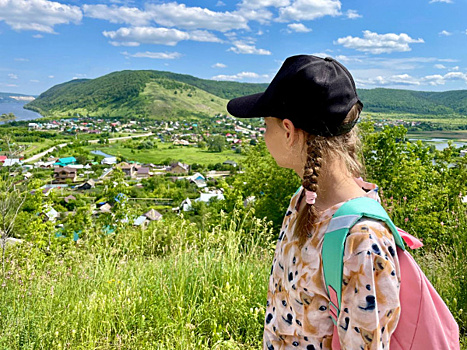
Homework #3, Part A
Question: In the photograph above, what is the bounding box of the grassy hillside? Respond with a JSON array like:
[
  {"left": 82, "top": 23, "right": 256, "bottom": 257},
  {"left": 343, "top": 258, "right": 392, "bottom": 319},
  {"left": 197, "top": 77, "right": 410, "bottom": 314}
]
[{"left": 25, "top": 70, "right": 267, "bottom": 119}]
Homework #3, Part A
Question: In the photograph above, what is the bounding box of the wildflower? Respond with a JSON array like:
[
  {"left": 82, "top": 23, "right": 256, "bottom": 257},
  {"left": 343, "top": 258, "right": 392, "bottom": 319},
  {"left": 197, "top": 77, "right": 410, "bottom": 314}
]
[
  {"left": 414, "top": 207, "right": 418, "bottom": 212},
  {"left": 403, "top": 196, "right": 407, "bottom": 201},
  {"left": 440, "top": 222, "right": 445, "bottom": 226},
  {"left": 404, "top": 218, "right": 409, "bottom": 223}
]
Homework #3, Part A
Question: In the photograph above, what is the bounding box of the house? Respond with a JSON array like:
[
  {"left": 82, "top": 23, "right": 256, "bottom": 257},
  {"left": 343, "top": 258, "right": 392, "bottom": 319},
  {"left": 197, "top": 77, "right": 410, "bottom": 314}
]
[
  {"left": 0, "top": 156, "right": 7, "bottom": 163},
  {"left": 53, "top": 167, "right": 77, "bottom": 184},
  {"left": 136, "top": 167, "right": 151, "bottom": 179},
  {"left": 99, "top": 203, "right": 112, "bottom": 213},
  {"left": 55, "top": 157, "right": 76, "bottom": 167},
  {"left": 76, "top": 179, "right": 95, "bottom": 190},
  {"left": 178, "top": 198, "right": 192, "bottom": 212},
  {"left": 3, "top": 158, "right": 22, "bottom": 167},
  {"left": 133, "top": 209, "right": 162, "bottom": 227},
  {"left": 168, "top": 162, "right": 190, "bottom": 174},
  {"left": 195, "top": 191, "right": 225, "bottom": 203},
  {"left": 64, "top": 195, "right": 76, "bottom": 203},
  {"left": 40, "top": 206, "right": 59, "bottom": 222},
  {"left": 101, "top": 156, "right": 117, "bottom": 165},
  {"left": 188, "top": 172, "right": 207, "bottom": 188},
  {"left": 118, "top": 162, "right": 137, "bottom": 177}
]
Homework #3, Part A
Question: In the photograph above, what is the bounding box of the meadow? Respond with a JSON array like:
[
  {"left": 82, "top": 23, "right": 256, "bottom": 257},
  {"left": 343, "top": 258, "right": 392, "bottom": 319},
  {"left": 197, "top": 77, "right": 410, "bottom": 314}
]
[{"left": 85, "top": 141, "right": 245, "bottom": 165}]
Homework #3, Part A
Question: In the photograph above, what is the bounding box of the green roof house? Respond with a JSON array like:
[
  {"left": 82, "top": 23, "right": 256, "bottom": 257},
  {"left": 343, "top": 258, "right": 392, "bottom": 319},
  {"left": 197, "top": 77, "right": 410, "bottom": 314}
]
[{"left": 56, "top": 157, "right": 76, "bottom": 167}]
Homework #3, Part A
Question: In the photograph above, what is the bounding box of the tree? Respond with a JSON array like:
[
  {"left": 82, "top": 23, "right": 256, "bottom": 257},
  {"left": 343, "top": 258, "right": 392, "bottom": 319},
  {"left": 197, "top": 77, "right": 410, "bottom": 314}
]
[
  {"left": 225, "top": 140, "right": 300, "bottom": 229},
  {"left": 207, "top": 135, "right": 225, "bottom": 152}
]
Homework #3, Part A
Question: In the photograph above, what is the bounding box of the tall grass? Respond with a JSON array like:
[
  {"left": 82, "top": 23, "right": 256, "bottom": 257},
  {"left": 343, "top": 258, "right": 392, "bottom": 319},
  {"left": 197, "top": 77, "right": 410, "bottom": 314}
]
[
  {"left": 0, "top": 211, "right": 273, "bottom": 349},
  {"left": 0, "top": 208, "right": 465, "bottom": 348}
]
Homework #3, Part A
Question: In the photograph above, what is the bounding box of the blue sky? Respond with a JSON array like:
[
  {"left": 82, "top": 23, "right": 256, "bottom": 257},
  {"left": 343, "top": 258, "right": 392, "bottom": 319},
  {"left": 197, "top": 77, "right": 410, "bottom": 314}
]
[{"left": 1, "top": 0, "right": 466, "bottom": 95}]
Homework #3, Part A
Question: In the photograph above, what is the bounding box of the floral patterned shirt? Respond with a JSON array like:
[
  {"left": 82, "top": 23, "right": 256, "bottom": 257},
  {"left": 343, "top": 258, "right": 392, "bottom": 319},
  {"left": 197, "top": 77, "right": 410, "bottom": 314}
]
[{"left": 263, "top": 187, "right": 401, "bottom": 350}]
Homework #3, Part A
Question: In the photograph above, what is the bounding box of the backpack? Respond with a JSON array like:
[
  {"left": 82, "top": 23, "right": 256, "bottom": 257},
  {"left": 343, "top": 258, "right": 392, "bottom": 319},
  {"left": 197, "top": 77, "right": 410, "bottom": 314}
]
[{"left": 322, "top": 197, "right": 460, "bottom": 350}]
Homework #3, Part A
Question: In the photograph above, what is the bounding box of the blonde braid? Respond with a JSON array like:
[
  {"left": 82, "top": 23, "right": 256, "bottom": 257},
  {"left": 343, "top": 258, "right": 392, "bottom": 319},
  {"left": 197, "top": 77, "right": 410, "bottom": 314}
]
[
  {"left": 293, "top": 103, "right": 364, "bottom": 246},
  {"left": 295, "top": 134, "right": 325, "bottom": 245}
]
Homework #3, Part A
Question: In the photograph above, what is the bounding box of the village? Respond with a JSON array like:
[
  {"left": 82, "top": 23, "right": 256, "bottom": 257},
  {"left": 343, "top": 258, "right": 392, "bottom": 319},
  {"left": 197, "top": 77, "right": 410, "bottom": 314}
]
[{"left": 0, "top": 113, "right": 266, "bottom": 240}]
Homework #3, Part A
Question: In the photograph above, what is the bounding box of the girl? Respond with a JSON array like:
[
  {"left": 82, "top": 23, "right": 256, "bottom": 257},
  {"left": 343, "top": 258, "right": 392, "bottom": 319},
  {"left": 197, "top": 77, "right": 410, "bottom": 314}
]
[{"left": 227, "top": 55, "right": 401, "bottom": 350}]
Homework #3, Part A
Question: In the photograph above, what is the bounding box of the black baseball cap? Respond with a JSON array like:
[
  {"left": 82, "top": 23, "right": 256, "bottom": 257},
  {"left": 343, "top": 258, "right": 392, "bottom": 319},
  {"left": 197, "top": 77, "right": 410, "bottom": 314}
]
[{"left": 227, "top": 55, "right": 363, "bottom": 137}]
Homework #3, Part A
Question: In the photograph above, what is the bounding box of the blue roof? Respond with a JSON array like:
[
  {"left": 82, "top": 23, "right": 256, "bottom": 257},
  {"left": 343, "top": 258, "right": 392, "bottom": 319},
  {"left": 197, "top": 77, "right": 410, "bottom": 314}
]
[{"left": 57, "top": 157, "right": 76, "bottom": 164}]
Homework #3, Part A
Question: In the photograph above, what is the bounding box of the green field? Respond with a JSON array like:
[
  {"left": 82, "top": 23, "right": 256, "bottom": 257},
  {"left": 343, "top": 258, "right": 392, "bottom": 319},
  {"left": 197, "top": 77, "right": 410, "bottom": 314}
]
[
  {"left": 407, "top": 130, "right": 467, "bottom": 141},
  {"left": 86, "top": 141, "right": 245, "bottom": 165}
]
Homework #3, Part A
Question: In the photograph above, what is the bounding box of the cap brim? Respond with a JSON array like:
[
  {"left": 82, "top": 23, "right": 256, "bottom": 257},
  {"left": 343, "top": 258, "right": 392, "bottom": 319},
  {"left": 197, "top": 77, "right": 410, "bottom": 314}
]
[{"left": 227, "top": 92, "right": 267, "bottom": 118}]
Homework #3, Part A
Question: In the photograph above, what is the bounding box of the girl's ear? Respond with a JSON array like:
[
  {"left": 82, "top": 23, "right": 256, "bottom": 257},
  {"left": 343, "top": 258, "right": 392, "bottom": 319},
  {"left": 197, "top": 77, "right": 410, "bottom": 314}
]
[{"left": 282, "top": 119, "right": 302, "bottom": 147}]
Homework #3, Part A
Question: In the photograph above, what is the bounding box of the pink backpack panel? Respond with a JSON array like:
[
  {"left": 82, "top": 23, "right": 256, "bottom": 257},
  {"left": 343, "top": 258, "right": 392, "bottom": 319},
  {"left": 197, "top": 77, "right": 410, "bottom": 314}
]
[{"left": 324, "top": 198, "right": 460, "bottom": 349}]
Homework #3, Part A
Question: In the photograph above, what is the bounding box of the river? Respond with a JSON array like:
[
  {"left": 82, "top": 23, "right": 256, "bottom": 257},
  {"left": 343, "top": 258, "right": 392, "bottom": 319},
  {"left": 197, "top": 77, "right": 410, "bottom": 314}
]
[{"left": 0, "top": 101, "right": 44, "bottom": 124}]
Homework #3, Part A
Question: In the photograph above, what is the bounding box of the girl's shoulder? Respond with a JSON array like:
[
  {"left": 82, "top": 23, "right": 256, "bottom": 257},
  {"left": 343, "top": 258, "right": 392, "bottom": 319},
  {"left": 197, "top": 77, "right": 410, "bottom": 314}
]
[{"left": 345, "top": 217, "right": 397, "bottom": 261}]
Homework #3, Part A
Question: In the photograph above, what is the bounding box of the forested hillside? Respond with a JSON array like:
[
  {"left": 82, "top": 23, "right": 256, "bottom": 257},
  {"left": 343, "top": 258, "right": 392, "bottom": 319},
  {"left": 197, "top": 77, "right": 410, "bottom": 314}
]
[
  {"left": 25, "top": 69, "right": 467, "bottom": 118},
  {"left": 358, "top": 88, "right": 467, "bottom": 115}
]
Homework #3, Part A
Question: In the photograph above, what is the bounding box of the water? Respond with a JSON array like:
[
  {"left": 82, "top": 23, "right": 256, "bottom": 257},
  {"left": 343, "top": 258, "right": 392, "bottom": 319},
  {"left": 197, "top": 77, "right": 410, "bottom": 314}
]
[
  {"left": 409, "top": 138, "right": 467, "bottom": 151},
  {"left": 0, "top": 101, "right": 43, "bottom": 124},
  {"left": 91, "top": 150, "right": 115, "bottom": 158}
]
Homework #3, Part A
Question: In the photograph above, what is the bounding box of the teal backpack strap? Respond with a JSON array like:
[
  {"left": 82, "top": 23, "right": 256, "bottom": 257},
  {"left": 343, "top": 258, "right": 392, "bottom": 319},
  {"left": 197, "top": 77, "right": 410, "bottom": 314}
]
[{"left": 322, "top": 197, "right": 405, "bottom": 325}]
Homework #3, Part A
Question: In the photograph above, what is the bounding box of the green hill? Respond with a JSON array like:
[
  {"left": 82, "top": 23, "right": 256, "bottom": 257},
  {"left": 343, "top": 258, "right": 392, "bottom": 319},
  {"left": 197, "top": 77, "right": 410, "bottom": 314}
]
[
  {"left": 25, "top": 70, "right": 267, "bottom": 119},
  {"left": 357, "top": 88, "right": 467, "bottom": 116},
  {"left": 25, "top": 70, "right": 467, "bottom": 119}
]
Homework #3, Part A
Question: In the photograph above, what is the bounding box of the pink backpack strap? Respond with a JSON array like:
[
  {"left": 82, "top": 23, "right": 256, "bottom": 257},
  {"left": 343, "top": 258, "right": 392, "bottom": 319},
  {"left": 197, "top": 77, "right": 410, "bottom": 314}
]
[{"left": 397, "top": 228, "right": 423, "bottom": 249}]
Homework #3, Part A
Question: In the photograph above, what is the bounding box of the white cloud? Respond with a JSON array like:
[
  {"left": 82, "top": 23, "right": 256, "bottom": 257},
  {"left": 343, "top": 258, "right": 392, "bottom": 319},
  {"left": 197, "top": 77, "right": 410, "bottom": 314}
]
[
  {"left": 84, "top": 3, "right": 249, "bottom": 32},
  {"left": 228, "top": 41, "right": 271, "bottom": 55},
  {"left": 212, "top": 71, "right": 269, "bottom": 81},
  {"left": 145, "top": 3, "right": 249, "bottom": 32},
  {"left": 346, "top": 9, "right": 362, "bottom": 19},
  {"left": 30, "top": 79, "right": 40, "bottom": 83},
  {"left": 234, "top": 7, "right": 273, "bottom": 24},
  {"left": 356, "top": 74, "right": 420, "bottom": 86},
  {"left": 439, "top": 30, "right": 452, "bottom": 36},
  {"left": 287, "top": 23, "right": 311, "bottom": 33},
  {"left": 434, "top": 64, "right": 446, "bottom": 69},
  {"left": 83, "top": 5, "right": 151, "bottom": 26},
  {"left": 121, "top": 51, "right": 182, "bottom": 59},
  {"left": 48, "top": 75, "right": 54, "bottom": 78},
  {"left": 103, "top": 27, "right": 221, "bottom": 46},
  {"left": 333, "top": 55, "right": 363, "bottom": 63},
  {"left": 278, "top": 0, "right": 341, "bottom": 22},
  {"left": 8, "top": 73, "right": 18, "bottom": 79},
  {"left": 429, "top": 0, "right": 453, "bottom": 3},
  {"left": 0, "top": 0, "right": 82, "bottom": 33},
  {"left": 14, "top": 58, "right": 29, "bottom": 62},
  {"left": 335, "top": 30, "right": 424, "bottom": 54},
  {"left": 33, "top": 34, "right": 43, "bottom": 38},
  {"left": 424, "top": 72, "right": 467, "bottom": 85},
  {"left": 356, "top": 71, "right": 467, "bottom": 87},
  {"left": 216, "top": 1, "right": 226, "bottom": 6},
  {"left": 423, "top": 74, "right": 445, "bottom": 85},
  {"left": 450, "top": 66, "right": 460, "bottom": 71},
  {"left": 238, "top": 0, "right": 290, "bottom": 10},
  {"left": 212, "top": 63, "right": 227, "bottom": 68}
]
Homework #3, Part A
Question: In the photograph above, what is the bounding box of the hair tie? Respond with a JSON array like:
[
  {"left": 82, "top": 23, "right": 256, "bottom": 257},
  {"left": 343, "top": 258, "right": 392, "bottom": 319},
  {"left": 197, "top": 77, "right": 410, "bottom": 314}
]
[{"left": 305, "top": 190, "right": 317, "bottom": 205}]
